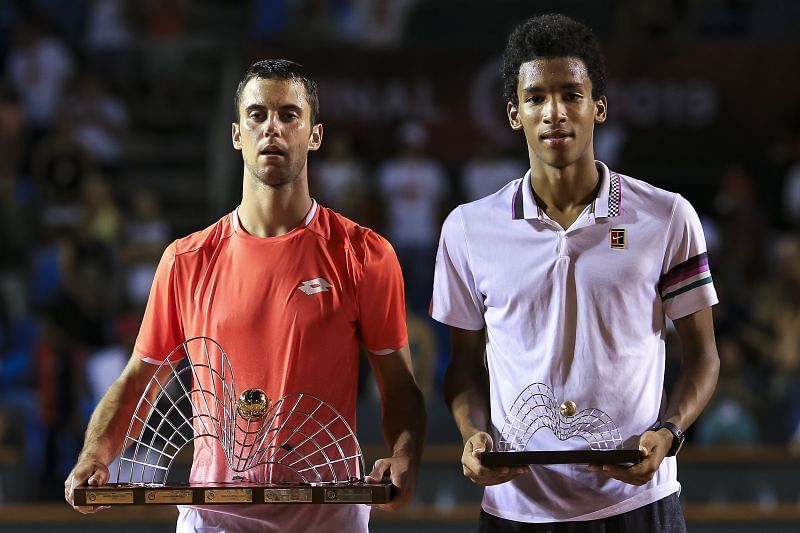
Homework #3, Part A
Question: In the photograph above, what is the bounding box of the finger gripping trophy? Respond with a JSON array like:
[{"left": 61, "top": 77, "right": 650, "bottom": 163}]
[{"left": 74, "top": 337, "right": 391, "bottom": 505}]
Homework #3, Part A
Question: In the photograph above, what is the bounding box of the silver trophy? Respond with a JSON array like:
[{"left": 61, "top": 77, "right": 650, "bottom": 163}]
[
  {"left": 480, "top": 383, "right": 641, "bottom": 467},
  {"left": 74, "top": 337, "right": 392, "bottom": 505}
]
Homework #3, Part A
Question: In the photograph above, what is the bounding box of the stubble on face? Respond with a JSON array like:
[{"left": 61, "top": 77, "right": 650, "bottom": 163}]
[{"left": 235, "top": 78, "right": 314, "bottom": 190}]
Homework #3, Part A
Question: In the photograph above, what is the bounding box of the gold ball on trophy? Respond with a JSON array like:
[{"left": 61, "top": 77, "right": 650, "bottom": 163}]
[
  {"left": 560, "top": 400, "right": 577, "bottom": 417},
  {"left": 236, "top": 388, "right": 270, "bottom": 421}
]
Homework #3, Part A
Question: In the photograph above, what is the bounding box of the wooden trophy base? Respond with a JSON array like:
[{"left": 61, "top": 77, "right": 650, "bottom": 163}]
[{"left": 74, "top": 481, "right": 395, "bottom": 505}]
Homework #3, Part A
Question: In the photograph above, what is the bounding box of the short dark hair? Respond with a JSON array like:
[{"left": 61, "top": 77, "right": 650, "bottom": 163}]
[
  {"left": 234, "top": 59, "right": 320, "bottom": 124},
  {"left": 502, "top": 13, "right": 607, "bottom": 105}
]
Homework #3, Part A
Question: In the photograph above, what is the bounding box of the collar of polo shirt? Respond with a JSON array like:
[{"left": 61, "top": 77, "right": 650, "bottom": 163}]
[{"left": 511, "top": 161, "right": 621, "bottom": 221}]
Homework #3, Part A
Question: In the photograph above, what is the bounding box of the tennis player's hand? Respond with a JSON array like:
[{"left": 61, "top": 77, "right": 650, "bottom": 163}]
[
  {"left": 461, "top": 431, "right": 528, "bottom": 486},
  {"left": 366, "top": 450, "right": 418, "bottom": 511},
  {"left": 586, "top": 429, "right": 671, "bottom": 485},
  {"left": 64, "top": 456, "right": 111, "bottom": 514}
]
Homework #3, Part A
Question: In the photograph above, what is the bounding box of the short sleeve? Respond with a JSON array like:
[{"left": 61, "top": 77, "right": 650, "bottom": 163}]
[
  {"left": 357, "top": 232, "right": 408, "bottom": 354},
  {"left": 133, "top": 242, "right": 186, "bottom": 364},
  {"left": 430, "top": 207, "right": 485, "bottom": 330},
  {"left": 659, "top": 196, "right": 719, "bottom": 320}
]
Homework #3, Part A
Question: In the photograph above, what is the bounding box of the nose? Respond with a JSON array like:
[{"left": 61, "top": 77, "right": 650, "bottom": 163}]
[
  {"left": 264, "top": 112, "right": 281, "bottom": 136},
  {"left": 543, "top": 96, "right": 566, "bottom": 125}
]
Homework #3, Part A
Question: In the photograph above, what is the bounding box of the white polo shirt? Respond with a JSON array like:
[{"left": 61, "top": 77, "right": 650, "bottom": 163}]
[{"left": 431, "top": 161, "right": 718, "bottom": 523}]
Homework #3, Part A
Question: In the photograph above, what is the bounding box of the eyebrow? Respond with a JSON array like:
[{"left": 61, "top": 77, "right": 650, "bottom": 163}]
[
  {"left": 522, "top": 82, "right": 585, "bottom": 93},
  {"left": 244, "top": 103, "right": 303, "bottom": 114}
]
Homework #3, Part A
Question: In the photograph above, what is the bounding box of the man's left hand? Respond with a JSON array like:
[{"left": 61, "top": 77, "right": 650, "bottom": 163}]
[
  {"left": 365, "top": 451, "right": 417, "bottom": 511},
  {"left": 586, "top": 428, "right": 672, "bottom": 485}
]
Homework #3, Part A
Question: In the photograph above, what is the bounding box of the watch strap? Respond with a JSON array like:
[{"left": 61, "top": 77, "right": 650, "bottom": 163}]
[{"left": 653, "top": 421, "right": 684, "bottom": 456}]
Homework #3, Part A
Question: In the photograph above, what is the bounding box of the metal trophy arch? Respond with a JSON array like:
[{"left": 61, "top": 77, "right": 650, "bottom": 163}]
[
  {"left": 480, "top": 383, "right": 641, "bottom": 467},
  {"left": 73, "top": 337, "right": 392, "bottom": 505}
]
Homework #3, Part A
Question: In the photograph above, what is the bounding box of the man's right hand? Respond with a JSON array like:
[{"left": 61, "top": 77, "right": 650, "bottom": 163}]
[
  {"left": 461, "top": 431, "right": 528, "bottom": 486},
  {"left": 64, "top": 456, "right": 111, "bottom": 514}
]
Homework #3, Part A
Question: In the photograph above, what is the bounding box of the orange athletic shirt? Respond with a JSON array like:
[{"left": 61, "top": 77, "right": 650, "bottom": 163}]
[{"left": 133, "top": 201, "right": 407, "bottom": 483}]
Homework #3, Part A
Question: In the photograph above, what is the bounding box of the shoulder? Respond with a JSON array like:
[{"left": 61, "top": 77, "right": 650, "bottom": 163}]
[
  {"left": 171, "top": 212, "right": 234, "bottom": 259},
  {"left": 614, "top": 172, "right": 682, "bottom": 219},
  {"left": 319, "top": 206, "right": 396, "bottom": 264}
]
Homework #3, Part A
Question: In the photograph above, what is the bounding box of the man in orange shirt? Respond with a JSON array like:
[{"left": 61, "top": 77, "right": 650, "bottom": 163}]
[{"left": 64, "top": 59, "right": 426, "bottom": 532}]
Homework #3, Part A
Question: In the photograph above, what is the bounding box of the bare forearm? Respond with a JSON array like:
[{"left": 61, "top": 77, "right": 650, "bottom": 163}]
[
  {"left": 80, "top": 359, "right": 157, "bottom": 465},
  {"left": 666, "top": 308, "right": 720, "bottom": 430},
  {"left": 380, "top": 385, "right": 426, "bottom": 460},
  {"left": 444, "top": 327, "right": 491, "bottom": 442},
  {"left": 80, "top": 380, "right": 143, "bottom": 465},
  {"left": 662, "top": 350, "right": 719, "bottom": 429},
  {"left": 445, "top": 363, "right": 490, "bottom": 442}
]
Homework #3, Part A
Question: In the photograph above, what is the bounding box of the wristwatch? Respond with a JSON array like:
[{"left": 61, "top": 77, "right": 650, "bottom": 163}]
[{"left": 652, "top": 421, "right": 685, "bottom": 456}]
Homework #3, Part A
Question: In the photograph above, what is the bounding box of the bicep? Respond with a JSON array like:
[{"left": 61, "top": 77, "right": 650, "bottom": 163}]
[
  {"left": 449, "top": 327, "right": 486, "bottom": 369},
  {"left": 368, "top": 345, "right": 417, "bottom": 393},
  {"left": 672, "top": 307, "right": 718, "bottom": 361},
  {"left": 115, "top": 356, "right": 169, "bottom": 401}
]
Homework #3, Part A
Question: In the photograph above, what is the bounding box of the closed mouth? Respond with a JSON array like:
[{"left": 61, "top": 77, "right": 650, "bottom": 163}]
[
  {"left": 260, "top": 146, "right": 285, "bottom": 156},
  {"left": 540, "top": 131, "right": 572, "bottom": 140}
]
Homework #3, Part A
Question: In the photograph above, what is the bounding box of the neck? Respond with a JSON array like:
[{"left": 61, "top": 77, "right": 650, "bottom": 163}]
[
  {"left": 238, "top": 173, "right": 312, "bottom": 237},
  {"left": 530, "top": 156, "right": 599, "bottom": 212}
]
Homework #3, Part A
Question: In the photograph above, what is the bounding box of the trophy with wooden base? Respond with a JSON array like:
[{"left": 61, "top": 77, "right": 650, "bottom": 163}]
[
  {"left": 73, "top": 337, "right": 393, "bottom": 506},
  {"left": 480, "top": 383, "right": 641, "bottom": 467}
]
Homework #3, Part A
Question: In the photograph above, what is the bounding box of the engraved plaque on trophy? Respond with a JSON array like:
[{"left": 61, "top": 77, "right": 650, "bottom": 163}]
[
  {"left": 73, "top": 337, "right": 394, "bottom": 505},
  {"left": 480, "top": 383, "right": 642, "bottom": 467}
]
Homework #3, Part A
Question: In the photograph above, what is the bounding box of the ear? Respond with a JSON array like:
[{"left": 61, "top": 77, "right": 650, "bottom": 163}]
[
  {"left": 232, "top": 122, "right": 242, "bottom": 150},
  {"left": 507, "top": 102, "right": 523, "bottom": 131},
  {"left": 594, "top": 96, "right": 607, "bottom": 125},
  {"left": 308, "top": 123, "right": 323, "bottom": 152}
]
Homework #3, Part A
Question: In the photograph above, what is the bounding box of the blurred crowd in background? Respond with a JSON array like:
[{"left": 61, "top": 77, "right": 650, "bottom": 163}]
[{"left": 1, "top": 0, "right": 800, "bottom": 502}]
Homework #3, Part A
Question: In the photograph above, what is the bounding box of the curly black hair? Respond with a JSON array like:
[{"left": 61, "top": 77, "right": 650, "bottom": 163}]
[
  {"left": 502, "top": 13, "right": 607, "bottom": 106},
  {"left": 234, "top": 59, "right": 319, "bottom": 124}
]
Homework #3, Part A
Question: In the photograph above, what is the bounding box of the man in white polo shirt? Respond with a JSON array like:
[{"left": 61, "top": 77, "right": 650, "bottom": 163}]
[{"left": 431, "top": 13, "right": 720, "bottom": 532}]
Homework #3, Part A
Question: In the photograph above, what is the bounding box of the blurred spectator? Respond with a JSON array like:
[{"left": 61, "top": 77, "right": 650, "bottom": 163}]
[
  {"left": 84, "top": 0, "right": 133, "bottom": 55},
  {"left": 349, "top": 0, "right": 419, "bottom": 49},
  {"left": 34, "top": 311, "right": 86, "bottom": 499},
  {"left": 311, "top": 134, "right": 368, "bottom": 222},
  {"left": 289, "top": 0, "right": 339, "bottom": 46},
  {"left": 122, "top": 189, "right": 170, "bottom": 307},
  {"left": 406, "top": 309, "right": 436, "bottom": 400},
  {"left": 617, "top": 0, "right": 689, "bottom": 41},
  {"left": 712, "top": 164, "right": 772, "bottom": 304},
  {"left": 0, "top": 167, "right": 37, "bottom": 323},
  {"left": 0, "top": 2, "right": 13, "bottom": 58},
  {"left": 63, "top": 72, "right": 130, "bottom": 165},
  {"left": 80, "top": 171, "right": 123, "bottom": 245},
  {"left": 695, "top": 334, "right": 761, "bottom": 445},
  {"left": 27, "top": 1, "right": 87, "bottom": 50},
  {"left": 83, "top": 0, "right": 135, "bottom": 82},
  {"left": 741, "top": 236, "right": 800, "bottom": 441},
  {"left": 5, "top": 19, "right": 75, "bottom": 131},
  {"left": 377, "top": 121, "right": 448, "bottom": 312},
  {"left": 0, "top": 85, "right": 24, "bottom": 174},
  {"left": 459, "top": 138, "right": 525, "bottom": 202},
  {"left": 785, "top": 167, "right": 800, "bottom": 223},
  {"left": 31, "top": 117, "right": 94, "bottom": 232},
  {"left": 594, "top": 117, "right": 628, "bottom": 169},
  {"left": 250, "top": 0, "right": 288, "bottom": 42},
  {"left": 138, "top": 0, "right": 191, "bottom": 108}
]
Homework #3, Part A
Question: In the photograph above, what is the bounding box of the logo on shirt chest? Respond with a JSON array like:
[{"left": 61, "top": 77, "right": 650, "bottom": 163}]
[
  {"left": 610, "top": 228, "right": 627, "bottom": 249},
  {"left": 297, "top": 277, "right": 333, "bottom": 295}
]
